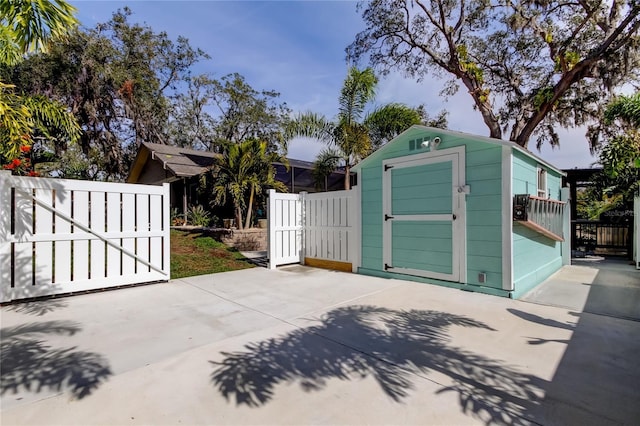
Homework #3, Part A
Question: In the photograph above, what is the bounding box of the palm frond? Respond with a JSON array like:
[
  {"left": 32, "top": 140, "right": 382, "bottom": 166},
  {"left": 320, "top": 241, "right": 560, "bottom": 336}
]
[
  {"left": 23, "top": 94, "right": 80, "bottom": 142},
  {"left": 338, "top": 67, "right": 377, "bottom": 124},
  {"left": 283, "top": 112, "right": 335, "bottom": 143},
  {"left": 0, "top": 0, "right": 78, "bottom": 56},
  {"left": 364, "top": 103, "right": 422, "bottom": 150},
  {"left": 0, "top": 82, "right": 33, "bottom": 159},
  {"left": 0, "top": 26, "right": 22, "bottom": 66}
]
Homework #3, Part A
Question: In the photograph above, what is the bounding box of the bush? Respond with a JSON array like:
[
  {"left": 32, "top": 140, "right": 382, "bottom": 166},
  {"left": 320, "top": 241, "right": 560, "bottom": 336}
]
[
  {"left": 171, "top": 207, "right": 185, "bottom": 226},
  {"left": 188, "top": 204, "right": 211, "bottom": 227}
]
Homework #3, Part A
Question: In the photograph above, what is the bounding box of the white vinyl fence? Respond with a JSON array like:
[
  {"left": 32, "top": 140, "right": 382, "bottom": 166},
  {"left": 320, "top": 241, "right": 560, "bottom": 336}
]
[
  {"left": 0, "top": 171, "right": 170, "bottom": 302},
  {"left": 267, "top": 188, "right": 359, "bottom": 271}
]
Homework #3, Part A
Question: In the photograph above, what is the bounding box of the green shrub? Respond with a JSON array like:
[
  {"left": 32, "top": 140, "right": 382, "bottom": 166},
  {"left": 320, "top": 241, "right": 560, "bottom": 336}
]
[{"left": 188, "top": 204, "right": 211, "bottom": 227}]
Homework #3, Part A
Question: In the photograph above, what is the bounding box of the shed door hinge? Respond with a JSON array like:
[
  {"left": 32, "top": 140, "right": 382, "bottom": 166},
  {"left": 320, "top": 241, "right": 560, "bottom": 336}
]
[
  {"left": 384, "top": 263, "right": 394, "bottom": 271},
  {"left": 384, "top": 214, "right": 394, "bottom": 221},
  {"left": 384, "top": 164, "right": 394, "bottom": 171}
]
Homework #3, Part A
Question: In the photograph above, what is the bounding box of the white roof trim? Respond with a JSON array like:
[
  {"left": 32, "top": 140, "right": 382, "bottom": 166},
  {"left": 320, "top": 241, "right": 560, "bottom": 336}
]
[{"left": 353, "top": 125, "right": 566, "bottom": 176}]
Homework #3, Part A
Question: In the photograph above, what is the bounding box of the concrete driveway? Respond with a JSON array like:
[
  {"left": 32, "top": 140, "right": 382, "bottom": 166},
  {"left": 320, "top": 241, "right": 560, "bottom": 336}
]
[
  {"left": 1, "top": 266, "right": 639, "bottom": 425},
  {"left": 522, "top": 256, "right": 640, "bottom": 321}
]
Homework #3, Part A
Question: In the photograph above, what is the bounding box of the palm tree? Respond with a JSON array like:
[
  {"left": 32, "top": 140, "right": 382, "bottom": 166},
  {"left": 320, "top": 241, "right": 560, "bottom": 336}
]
[
  {"left": 286, "top": 67, "right": 423, "bottom": 190},
  {"left": 1, "top": 0, "right": 80, "bottom": 162},
  {"left": 210, "top": 139, "right": 287, "bottom": 230}
]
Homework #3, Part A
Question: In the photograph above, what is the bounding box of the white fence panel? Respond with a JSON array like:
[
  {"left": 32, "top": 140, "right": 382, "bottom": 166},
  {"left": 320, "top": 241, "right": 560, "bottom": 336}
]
[
  {"left": 0, "top": 171, "right": 170, "bottom": 303},
  {"left": 90, "top": 191, "right": 106, "bottom": 279},
  {"left": 304, "top": 190, "right": 356, "bottom": 266},
  {"left": 267, "top": 188, "right": 359, "bottom": 271},
  {"left": 73, "top": 190, "right": 90, "bottom": 281}
]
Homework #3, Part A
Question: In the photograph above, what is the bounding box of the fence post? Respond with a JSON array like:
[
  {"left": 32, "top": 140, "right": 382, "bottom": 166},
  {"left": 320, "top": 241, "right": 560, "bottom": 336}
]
[
  {"left": 0, "top": 171, "right": 12, "bottom": 302},
  {"left": 267, "top": 189, "right": 277, "bottom": 270},
  {"left": 351, "top": 183, "right": 361, "bottom": 273},
  {"left": 162, "top": 182, "right": 171, "bottom": 280},
  {"left": 561, "top": 186, "right": 571, "bottom": 265}
]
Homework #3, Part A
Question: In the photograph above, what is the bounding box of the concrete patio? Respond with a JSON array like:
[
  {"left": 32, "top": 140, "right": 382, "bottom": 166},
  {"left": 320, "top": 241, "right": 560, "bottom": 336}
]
[
  {"left": 1, "top": 262, "right": 639, "bottom": 425},
  {"left": 522, "top": 256, "right": 640, "bottom": 320}
]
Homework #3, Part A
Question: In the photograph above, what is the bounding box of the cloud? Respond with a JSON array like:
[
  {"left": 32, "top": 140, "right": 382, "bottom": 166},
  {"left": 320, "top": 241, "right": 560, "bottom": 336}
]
[{"left": 287, "top": 137, "right": 326, "bottom": 162}]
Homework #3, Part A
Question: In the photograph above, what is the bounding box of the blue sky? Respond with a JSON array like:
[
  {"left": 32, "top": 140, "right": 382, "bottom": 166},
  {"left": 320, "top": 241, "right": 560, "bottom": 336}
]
[{"left": 72, "top": 0, "right": 598, "bottom": 169}]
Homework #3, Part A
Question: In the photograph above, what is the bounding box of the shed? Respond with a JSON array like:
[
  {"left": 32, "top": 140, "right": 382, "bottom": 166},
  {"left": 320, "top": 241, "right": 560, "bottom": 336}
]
[{"left": 352, "top": 125, "right": 569, "bottom": 299}]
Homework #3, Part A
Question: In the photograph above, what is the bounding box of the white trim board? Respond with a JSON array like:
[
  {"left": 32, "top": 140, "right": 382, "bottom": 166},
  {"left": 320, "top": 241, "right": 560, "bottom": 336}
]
[{"left": 501, "top": 146, "right": 514, "bottom": 291}]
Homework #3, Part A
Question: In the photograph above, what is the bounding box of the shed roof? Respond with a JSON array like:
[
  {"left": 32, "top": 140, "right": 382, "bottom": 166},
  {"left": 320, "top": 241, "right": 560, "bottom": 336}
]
[{"left": 352, "top": 125, "right": 566, "bottom": 176}]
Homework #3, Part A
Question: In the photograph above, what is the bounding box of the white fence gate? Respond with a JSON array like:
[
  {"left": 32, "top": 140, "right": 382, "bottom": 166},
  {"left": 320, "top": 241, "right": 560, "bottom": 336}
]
[
  {"left": 0, "top": 171, "right": 170, "bottom": 303},
  {"left": 267, "top": 191, "right": 304, "bottom": 267},
  {"left": 267, "top": 188, "right": 359, "bottom": 271}
]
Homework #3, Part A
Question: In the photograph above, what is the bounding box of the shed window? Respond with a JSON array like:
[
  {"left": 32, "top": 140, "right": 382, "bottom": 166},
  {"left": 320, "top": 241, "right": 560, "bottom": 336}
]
[{"left": 537, "top": 167, "right": 547, "bottom": 198}]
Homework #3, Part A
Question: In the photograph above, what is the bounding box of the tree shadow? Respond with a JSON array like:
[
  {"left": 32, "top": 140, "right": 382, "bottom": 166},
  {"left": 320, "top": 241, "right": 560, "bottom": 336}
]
[
  {"left": 211, "top": 306, "right": 545, "bottom": 425},
  {"left": 1, "top": 320, "right": 112, "bottom": 399},
  {"left": 4, "top": 298, "right": 69, "bottom": 316},
  {"left": 507, "top": 308, "right": 576, "bottom": 331}
]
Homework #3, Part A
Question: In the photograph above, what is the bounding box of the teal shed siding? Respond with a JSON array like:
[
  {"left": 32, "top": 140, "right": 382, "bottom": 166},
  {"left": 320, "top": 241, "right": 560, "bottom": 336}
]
[
  {"left": 358, "top": 127, "right": 507, "bottom": 296},
  {"left": 511, "top": 150, "right": 563, "bottom": 298}
]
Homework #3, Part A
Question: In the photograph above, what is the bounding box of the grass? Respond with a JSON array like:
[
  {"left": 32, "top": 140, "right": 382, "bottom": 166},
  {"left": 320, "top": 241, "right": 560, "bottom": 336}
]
[{"left": 170, "top": 229, "right": 254, "bottom": 279}]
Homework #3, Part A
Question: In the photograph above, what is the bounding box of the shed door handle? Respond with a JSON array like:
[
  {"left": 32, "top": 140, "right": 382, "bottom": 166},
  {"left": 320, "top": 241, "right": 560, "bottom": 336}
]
[{"left": 453, "top": 214, "right": 457, "bottom": 220}]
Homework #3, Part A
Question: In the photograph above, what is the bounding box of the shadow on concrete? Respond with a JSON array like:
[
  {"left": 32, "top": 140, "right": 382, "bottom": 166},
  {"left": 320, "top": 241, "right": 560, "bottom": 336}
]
[
  {"left": 211, "top": 305, "right": 544, "bottom": 425},
  {"left": 507, "top": 309, "right": 575, "bottom": 331},
  {"left": 510, "top": 281, "right": 640, "bottom": 424},
  {"left": 0, "top": 321, "right": 112, "bottom": 400},
  {"left": 4, "top": 299, "right": 69, "bottom": 316}
]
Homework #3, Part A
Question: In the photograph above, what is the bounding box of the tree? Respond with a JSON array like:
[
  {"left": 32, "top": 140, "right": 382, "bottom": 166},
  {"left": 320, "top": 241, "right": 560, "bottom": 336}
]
[
  {"left": 3, "top": 8, "right": 207, "bottom": 180},
  {"left": 105, "top": 9, "right": 206, "bottom": 146},
  {"left": 348, "top": 0, "right": 640, "bottom": 149},
  {"left": 578, "top": 93, "right": 639, "bottom": 220},
  {"left": 209, "top": 73, "right": 291, "bottom": 153},
  {"left": 167, "top": 74, "right": 218, "bottom": 150},
  {"left": 287, "top": 67, "right": 436, "bottom": 189},
  {"left": 595, "top": 92, "right": 640, "bottom": 204},
  {"left": 0, "top": 0, "right": 80, "bottom": 163},
  {"left": 604, "top": 92, "right": 640, "bottom": 130},
  {"left": 167, "top": 73, "right": 291, "bottom": 154},
  {"left": 365, "top": 102, "right": 448, "bottom": 151},
  {"left": 209, "top": 139, "right": 287, "bottom": 230}
]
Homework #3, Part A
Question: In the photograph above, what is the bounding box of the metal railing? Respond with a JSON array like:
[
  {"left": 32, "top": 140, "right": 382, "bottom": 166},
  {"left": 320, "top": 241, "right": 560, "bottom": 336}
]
[{"left": 572, "top": 220, "right": 631, "bottom": 255}]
